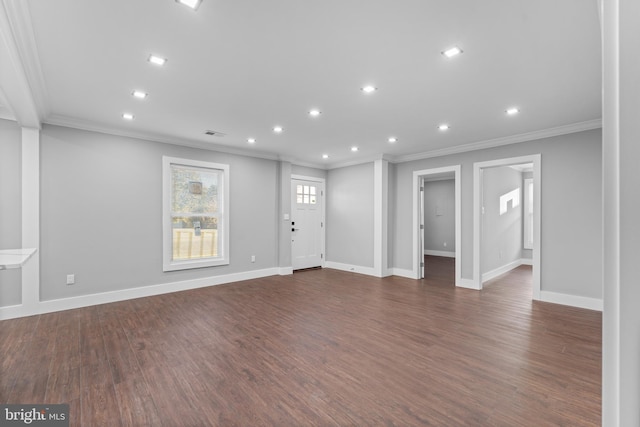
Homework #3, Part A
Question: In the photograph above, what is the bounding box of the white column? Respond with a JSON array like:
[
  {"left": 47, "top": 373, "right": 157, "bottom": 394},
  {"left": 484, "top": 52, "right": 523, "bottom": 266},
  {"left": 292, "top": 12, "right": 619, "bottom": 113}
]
[
  {"left": 603, "top": 0, "right": 640, "bottom": 424},
  {"left": 21, "top": 127, "right": 40, "bottom": 313},
  {"left": 373, "top": 159, "right": 389, "bottom": 277}
]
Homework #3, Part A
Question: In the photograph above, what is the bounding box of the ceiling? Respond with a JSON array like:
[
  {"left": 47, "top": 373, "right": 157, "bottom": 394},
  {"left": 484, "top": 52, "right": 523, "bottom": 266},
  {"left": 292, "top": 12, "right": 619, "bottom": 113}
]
[{"left": 1, "top": 0, "right": 601, "bottom": 168}]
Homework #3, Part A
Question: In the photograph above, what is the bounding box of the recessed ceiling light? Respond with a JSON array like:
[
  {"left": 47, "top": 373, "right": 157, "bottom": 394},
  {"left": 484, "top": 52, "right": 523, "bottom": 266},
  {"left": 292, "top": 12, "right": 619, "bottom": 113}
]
[
  {"left": 442, "top": 46, "right": 463, "bottom": 58},
  {"left": 438, "top": 124, "right": 450, "bottom": 131},
  {"left": 132, "top": 90, "right": 148, "bottom": 99},
  {"left": 351, "top": 146, "right": 359, "bottom": 152},
  {"left": 361, "top": 85, "right": 377, "bottom": 94},
  {"left": 148, "top": 55, "right": 167, "bottom": 66},
  {"left": 273, "top": 126, "right": 283, "bottom": 133},
  {"left": 506, "top": 107, "right": 520, "bottom": 115},
  {"left": 122, "top": 113, "right": 134, "bottom": 120},
  {"left": 247, "top": 138, "right": 256, "bottom": 144},
  {"left": 322, "top": 154, "right": 329, "bottom": 159},
  {"left": 388, "top": 137, "right": 397, "bottom": 143},
  {"left": 175, "top": 0, "right": 202, "bottom": 10},
  {"left": 309, "top": 109, "right": 321, "bottom": 117}
]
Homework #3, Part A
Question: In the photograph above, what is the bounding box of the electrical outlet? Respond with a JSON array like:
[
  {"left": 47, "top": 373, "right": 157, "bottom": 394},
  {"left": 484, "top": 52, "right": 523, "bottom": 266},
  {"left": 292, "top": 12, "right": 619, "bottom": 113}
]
[
  {"left": 66, "top": 274, "right": 75, "bottom": 285},
  {"left": 251, "top": 255, "right": 256, "bottom": 263},
  {"left": 443, "top": 242, "right": 447, "bottom": 247}
]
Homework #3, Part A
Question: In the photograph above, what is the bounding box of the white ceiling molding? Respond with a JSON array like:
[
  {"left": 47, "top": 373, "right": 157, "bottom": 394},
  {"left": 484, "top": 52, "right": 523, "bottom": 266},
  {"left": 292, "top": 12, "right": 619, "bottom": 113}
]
[
  {"left": 46, "top": 113, "right": 603, "bottom": 172},
  {"left": 324, "top": 153, "right": 393, "bottom": 171},
  {"left": 0, "top": 87, "right": 15, "bottom": 121},
  {"left": 391, "top": 119, "right": 602, "bottom": 164},
  {"left": 44, "top": 113, "right": 286, "bottom": 163},
  {"left": 278, "top": 156, "right": 327, "bottom": 170},
  {"left": 0, "top": 0, "right": 48, "bottom": 128}
]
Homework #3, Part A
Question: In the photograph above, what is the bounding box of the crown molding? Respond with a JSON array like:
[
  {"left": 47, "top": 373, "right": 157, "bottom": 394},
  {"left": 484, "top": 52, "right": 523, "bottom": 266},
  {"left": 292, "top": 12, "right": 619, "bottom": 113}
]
[
  {"left": 0, "top": 0, "right": 48, "bottom": 127},
  {"left": 392, "top": 119, "right": 602, "bottom": 164},
  {"left": 43, "top": 113, "right": 602, "bottom": 172},
  {"left": 3, "top": 0, "right": 49, "bottom": 117},
  {"left": 0, "top": 108, "right": 15, "bottom": 121},
  {"left": 46, "top": 114, "right": 329, "bottom": 171},
  {"left": 44, "top": 114, "right": 286, "bottom": 162},
  {"left": 0, "top": 87, "right": 15, "bottom": 121},
  {"left": 324, "top": 153, "right": 395, "bottom": 170},
  {"left": 278, "top": 156, "right": 326, "bottom": 170}
]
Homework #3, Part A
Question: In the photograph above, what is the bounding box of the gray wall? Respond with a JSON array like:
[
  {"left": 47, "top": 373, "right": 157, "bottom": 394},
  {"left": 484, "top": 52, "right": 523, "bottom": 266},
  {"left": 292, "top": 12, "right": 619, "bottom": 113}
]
[
  {"left": 423, "top": 179, "right": 455, "bottom": 253},
  {"left": 326, "top": 162, "right": 374, "bottom": 267},
  {"left": 391, "top": 128, "right": 602, "bottom": 299},
  {"left": 40, "top": 124, "right": 279, "bottom": 301},
  {"left": 0, "top": 119, "right": 22, "bottom": 307},
  {"left": 481, "top": 167, "right": 522, "bottom": 274}
]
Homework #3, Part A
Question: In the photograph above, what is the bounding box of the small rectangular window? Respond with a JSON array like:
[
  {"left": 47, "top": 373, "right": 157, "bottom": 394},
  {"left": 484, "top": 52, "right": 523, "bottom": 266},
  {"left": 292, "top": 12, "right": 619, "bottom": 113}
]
[
  {"left": 523, "top": 178, "right": 534, "bottom": 250},
  {"left": 163, "top": 157, "right": 229, "bottom": 271}
]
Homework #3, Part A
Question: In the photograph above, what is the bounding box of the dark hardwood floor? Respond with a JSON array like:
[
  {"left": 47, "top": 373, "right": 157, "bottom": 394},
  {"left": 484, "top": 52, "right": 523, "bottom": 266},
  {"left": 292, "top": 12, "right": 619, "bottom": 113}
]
[{"left": 0, "top": 257, "right": 601, "bottom": 426}]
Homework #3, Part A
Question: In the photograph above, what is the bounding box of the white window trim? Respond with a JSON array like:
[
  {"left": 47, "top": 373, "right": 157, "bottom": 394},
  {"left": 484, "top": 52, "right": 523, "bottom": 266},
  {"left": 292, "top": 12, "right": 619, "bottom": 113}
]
[{"left": 162, "top": 156, "right": 230, "bottom": 271}]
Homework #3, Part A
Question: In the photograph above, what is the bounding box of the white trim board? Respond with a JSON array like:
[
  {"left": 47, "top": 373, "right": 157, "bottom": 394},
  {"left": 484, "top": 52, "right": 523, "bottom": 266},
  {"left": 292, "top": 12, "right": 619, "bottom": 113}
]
[
  {"left": 482, "top": 259, "right": 530, "bottom": 283},
  {"left": 457, "top": 278, "right": 480, "bottom": 290},
  {"left": 0, "top": 267, "right": 280, "bottom": 321},
  {"left": 325, "top": 261, "right": 378, "bottom": 277},
  {"left": 539, "top": 291, "right": 603, "bottom": 312},
  {"left": 424, "top": 250, "right": 455, "bottom": 258},
  {"left": 278, "top": 267, "right": 293, "bottom": 275},
  {"left": 390, "top": 268, "right": 414, "bottom": 279},
  {"left": 373, "top": 159, "right": 389, "bottom": 277}
]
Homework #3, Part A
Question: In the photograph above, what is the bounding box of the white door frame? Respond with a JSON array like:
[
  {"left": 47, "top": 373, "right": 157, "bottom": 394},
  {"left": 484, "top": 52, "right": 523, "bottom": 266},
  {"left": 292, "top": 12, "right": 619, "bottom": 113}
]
[
  {"left": 473, "top": 154, "right": 541, "bottom": 298},
  {"left": 291, "top": 174, "right": 326, "bottom": 269},
  {"left": 412, "top": 165, "right": 461, "bottom": 285}
]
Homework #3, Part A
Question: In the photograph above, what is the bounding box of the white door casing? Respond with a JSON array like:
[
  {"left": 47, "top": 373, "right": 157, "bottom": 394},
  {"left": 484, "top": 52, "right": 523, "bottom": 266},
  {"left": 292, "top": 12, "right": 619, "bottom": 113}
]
[
  {"left": 419, "top": 179, "right": 425, "bottom": 279},
  {"left": 291, "top": 177, "right": 325, "bottom": 270}
]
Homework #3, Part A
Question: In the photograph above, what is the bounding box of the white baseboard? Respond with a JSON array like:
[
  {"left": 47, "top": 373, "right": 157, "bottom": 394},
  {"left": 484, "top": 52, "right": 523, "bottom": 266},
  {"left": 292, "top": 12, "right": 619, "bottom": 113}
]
[
  {"left": 457, "top": 278, "right": 480, "bottom": 290},
  {"left": 482, "top": 259, "right": 526, "bottom": 283},
  {"left": 539, "top": 291, "right": 603, "bottom": 311},
  {"left": 424, "top": 250, "right": 455, "bottom": 258},
  {"left": 278, "top": 267, "right": 293, "bottom": 275},
  {"left": 0, "top": 267, "right": 280, "bottom": 321},
  {"left": 520, "top": 258, "right": 533, "bottom": 266},
  {"left": 325, "top": 261, "right": 378, "bottom": 277},
  {"left": 390, "top": 268, "right": 415, "bottom": 279}
]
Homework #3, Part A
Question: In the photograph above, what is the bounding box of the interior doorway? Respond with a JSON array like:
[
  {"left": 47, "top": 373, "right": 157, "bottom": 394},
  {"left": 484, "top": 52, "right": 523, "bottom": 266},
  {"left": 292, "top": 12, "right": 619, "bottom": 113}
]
[
  {"left": 412, "top": 165, "right": 461, "bottom": 285},
  {"left": 291, "top": 175, "right": 325, "bottom": 270},
  {"left": 473, "top": 155, "right": 541, "bottom": 299}
]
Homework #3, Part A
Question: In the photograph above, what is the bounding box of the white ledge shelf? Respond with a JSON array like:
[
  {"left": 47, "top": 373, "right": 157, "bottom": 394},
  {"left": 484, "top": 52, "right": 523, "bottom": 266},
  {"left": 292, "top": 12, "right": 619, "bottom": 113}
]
[{"left": 0, "top": 248, "right": 37, "bottom": 270}]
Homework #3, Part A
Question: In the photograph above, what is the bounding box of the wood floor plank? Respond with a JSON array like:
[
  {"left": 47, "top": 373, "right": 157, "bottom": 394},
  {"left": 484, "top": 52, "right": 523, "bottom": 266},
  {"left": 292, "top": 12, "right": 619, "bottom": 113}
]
[{"left": 0, "top": 258, "right": 601, "bottom": 425}]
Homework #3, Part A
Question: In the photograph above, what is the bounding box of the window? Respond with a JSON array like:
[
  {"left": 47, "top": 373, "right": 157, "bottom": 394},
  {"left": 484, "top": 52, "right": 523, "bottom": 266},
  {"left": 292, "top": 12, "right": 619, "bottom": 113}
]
[
  {"left": 163, "top": 157, "right": 229, "bottom": 271},
  {"left": 523, "top": 178, "right": 534, "bottom": 249},
  {"left": 296, "top": 184, "right": 317, "bottom": 204}
]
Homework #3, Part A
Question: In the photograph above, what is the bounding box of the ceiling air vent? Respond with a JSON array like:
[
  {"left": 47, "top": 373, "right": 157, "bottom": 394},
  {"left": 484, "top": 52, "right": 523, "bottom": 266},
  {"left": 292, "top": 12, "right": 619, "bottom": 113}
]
[{"left": 204, "top": 130, "right": 226, "bottom": 137}]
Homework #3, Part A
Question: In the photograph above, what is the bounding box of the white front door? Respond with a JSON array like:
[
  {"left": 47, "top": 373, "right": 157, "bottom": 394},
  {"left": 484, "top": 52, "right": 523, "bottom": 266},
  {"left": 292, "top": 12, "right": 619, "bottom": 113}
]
[{"left": 291, "top": 179, "right": 324, "bottom": 270}]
